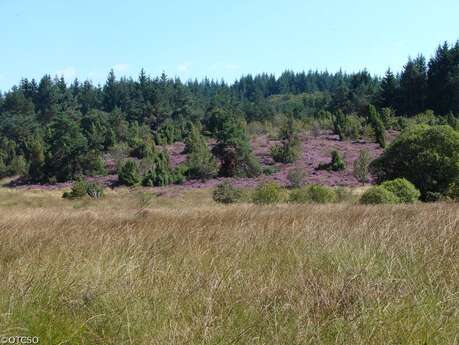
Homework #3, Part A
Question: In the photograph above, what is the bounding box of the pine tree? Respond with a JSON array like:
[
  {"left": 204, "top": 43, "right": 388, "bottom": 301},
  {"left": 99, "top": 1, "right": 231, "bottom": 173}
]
[
  {"left": 185, "top": 124, "right": 218, "bottom": 180},
  {"left": 399, "top": 56, "right": 428, "bottom": 116},
  {"left": 368, "top": 105, "right": 386, "bottom": 148},
  {"left": 378, "top": 69, "right": 398, "bottom": 110}
]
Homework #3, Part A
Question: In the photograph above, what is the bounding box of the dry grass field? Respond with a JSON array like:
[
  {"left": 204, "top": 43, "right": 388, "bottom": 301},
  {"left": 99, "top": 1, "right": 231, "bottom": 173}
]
[{"left": 0, "top": 187, "right": 458, "bottom": 344}]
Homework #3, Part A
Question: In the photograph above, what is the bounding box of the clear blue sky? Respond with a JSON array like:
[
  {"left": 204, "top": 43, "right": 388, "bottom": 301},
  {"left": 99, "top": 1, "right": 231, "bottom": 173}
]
[{"left": 1, "top": 0, "right": 458, "bottom": 91}]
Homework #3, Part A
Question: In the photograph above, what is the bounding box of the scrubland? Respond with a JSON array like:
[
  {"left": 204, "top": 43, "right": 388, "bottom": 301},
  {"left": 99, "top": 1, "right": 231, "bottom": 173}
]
[{"left": 0, "top": 187, "right": 458, "bottom": 344}]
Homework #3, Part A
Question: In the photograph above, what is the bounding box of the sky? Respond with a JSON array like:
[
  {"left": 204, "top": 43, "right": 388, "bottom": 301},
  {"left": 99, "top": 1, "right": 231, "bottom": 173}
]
[{"left": 1, "top": 0, "right": 458, "bottom": 91}]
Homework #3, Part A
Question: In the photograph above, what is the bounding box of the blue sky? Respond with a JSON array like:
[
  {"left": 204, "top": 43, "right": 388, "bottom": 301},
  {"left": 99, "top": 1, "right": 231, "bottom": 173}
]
[{"left": 1, "top": 0, "right": 458, "bottom": 91}]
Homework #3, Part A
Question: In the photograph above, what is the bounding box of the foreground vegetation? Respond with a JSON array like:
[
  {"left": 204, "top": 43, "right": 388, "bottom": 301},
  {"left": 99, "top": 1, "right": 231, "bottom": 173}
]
[{"left": 0, "top": 187, "right": 457, "bottom": 344}]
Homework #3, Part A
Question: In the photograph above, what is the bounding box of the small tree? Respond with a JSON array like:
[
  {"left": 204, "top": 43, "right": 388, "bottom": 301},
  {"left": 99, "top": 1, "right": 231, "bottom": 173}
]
[
  {"left": 185, "top": 124, "right": 218, "bottom": 180},
  {"left": 353, "top": 149, "right": 372, "bottom": 185},
  {"left": 368, "top": 105, "right": 386, "bottom": 148},
  {"left": 271, "top": 116, "right": 300, "bottom": 163},
  {"left": 118, "top": 160, "right": 141, "bottom": 186},
  {"left": 318, "top": 150, "right": 345, "bottom": 172},
  {"left": 210, "top": 107, "right": 261, "bottom": 177},
  {"left": 142, "top": 151, "right": 174, "bottom": 187}
]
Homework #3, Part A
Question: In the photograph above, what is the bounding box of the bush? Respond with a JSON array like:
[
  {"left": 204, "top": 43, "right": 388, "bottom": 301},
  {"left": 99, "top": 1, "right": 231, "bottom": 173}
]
[
  {"left": 63, "top": 178, "right": 104, "bottom": 199},
  {"left": 353, "top": 149, "right": 372, "bottom": 185},
  {"left": 371, "top": 125, "right": 459, "bottom": 200},
  {"left": 318, "top": 150, "right": 345, "bottom": 172},
  {"left": 381, "top": 178, "right": 420, "bottom": 203},
  {"left": 360, "top": 186, "right": 399, "bottom": 205},
  {"left": 270, "top": 142, "right": 300, "bottom": 163},
  {"left": 289, "top": 185, "right": 336, "bottom": 204},
  {"left": 262, "top": 165, "right": 279, "bottom": 176},
  {"left": 142, "top": 151, "right": 174, "bottom": 187},
  {"left": 212, "top": 181, "right": 243, "bottom": 204},
  {"left": 307, "top": 185, "right": 337, "bottom": 203},
  {"left": 252, "top": 182, "right": 283, "bottom": 205},
  {"left": 287, "top": 167, "right": 307, "bottom": 188},
  {"left": 270, "top": 115, "right": 300, "bottom": 163},
  {"left": 85, "top": 182, "right": 105, "bottom": 199},
  {"left": 288, "top": 188, "right": 310, "bottom": 203},
  {"left": 118, "top": 160, "right": 141, "bottom": 186}
]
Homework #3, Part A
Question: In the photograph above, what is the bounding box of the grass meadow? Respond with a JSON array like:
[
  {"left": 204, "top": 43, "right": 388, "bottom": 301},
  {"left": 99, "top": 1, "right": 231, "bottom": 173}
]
[{"left": 0, "top": 186, "right": 458, "bottom": 344}]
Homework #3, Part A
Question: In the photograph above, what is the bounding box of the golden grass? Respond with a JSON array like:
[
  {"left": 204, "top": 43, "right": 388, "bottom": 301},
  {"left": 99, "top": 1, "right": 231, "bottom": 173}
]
[{"left": 0, "top": 187, "right": 458, "bottom": 344}]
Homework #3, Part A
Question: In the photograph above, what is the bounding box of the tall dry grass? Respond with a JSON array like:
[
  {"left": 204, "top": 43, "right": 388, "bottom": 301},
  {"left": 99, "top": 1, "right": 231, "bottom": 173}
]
[{"left": 0, "top": 192, "right": 458, "bottom": 344}]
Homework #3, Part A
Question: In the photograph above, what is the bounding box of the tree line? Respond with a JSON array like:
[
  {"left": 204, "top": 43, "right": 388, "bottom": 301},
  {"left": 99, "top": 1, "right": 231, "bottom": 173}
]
[{"left": 0, "top": 40, "right": 458, "bottom": 184}]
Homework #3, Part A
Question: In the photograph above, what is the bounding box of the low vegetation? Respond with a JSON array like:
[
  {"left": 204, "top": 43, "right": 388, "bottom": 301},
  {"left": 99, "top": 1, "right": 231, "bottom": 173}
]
[{"left": 0, "top": 188, "right": 457, "bottom": 344}]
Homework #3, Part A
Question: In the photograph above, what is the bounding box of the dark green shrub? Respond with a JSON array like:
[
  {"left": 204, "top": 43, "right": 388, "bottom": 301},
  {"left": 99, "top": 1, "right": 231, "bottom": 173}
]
[
  {"left": 252, "top": 182, "right": 283, "bottom": 205},
  {"left": 270, "top": 115, "right": 300, "bottom": 163},
  {"left": 65, "top": 178, "right": 88, "bottom": 198},
  {"left": 262, "top": 165, "right": 279, "bottom": 176},
  {"left": 368, "top": 105, "right": 386, "bottom": 148},
  {"left": 185, "top": 131, "right": 218, "bottom": 181},
  {"left": 381, "top": 178, "right": 420, "bottom": 203},
  {"left": 287, "top": 167, "right": 307, "bottom": 188},
  {"left": 446, "top": 180, "right": 459, "bottom": 201},
  {"left": 213, "top": 181, "right": 242, "bottom": 204},
  {"left": 360, "top": 186, "right": 399, "bottom": 205},
  {"left": 318, "top": 150, "right": 345, "bottom": 172},
  {"left": 118, "top": 160, "right": 141, "bottom": 186},
  {"left": 270, "top": 142, "right": 300, "bottom": 163},
  {"left": 142, "top": 151, "right": 174, "bottom": 187},
  {"left": 86, "top": 182, "right": 104, "bottom": 199},
  {"left": 172, "top": 164, "right": 188, "bottom": 185},
  {"left": 63, "top": 178, "right": 104, "bottom": 199},
  {"left": 371, "top": 125, "right": 459, "bottom": 200}
]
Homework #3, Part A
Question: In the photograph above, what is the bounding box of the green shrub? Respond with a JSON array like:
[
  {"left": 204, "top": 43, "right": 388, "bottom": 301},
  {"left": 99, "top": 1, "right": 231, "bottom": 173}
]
[
  {"left": 85, "top": 182, "right": 105, "bottom": 199},
  {"left": 360, "top": 186, "right": 399, "bottom": 205},
  {"left": 307, "top": 185, "right": 336, "bottom": 204},
  {"left": 381, "top": 178, "right": 420, "bottom": 203},
  {"left": 141, "top": 151, "right": 174, "bottom": 187},
  {"left": 371, "top": 125, "right": 459, "bottom": 200},
  {"left": 118, "top": 160, "right": 141, "bottom": 186},
  {"left": 368, "top": 105, "right": 386, "bottom": 148},
  {"left": 252, "top": 182, "right": 283, "bottom": 205},
  {"left": 212, "top": 181, "right": 243, "bottom": 204},
  {"left": 63, "top": 178, "right": 104, "bottom": 199},
  {"left": 288, "top": 188, "right": 310, "bottom": 203},
  {"left": 287, "top": 167, "right": 307, "bottom": 188},
  {"left": 270, "top": 115, "right": 300, "bottom": 163},
  {"left": 262, "top": 165, "right": 279, "bottom": 176},
  {"left": 353, "top": 149, "right": 372, "bottom": 185},
  {"left": 318, "top": 150, "right": 345, "bottom": 172},
  {"left": 270, "top": 142, "right": 300, "bottom": 163},
  {"left": 289, "top": 185, "right": 336, "bottom": 204}
]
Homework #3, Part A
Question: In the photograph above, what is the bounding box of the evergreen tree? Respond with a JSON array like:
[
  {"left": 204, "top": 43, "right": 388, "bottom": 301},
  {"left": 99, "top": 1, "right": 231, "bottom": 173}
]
[
  {"left": 378, "top": 69, "right": 399, "bottom": 110},
  {"left": 368, "top": 105, "right": 386, "bottom": 148},
  {"left": 44, "top": 113, "right": 88, "bottom": 181},
  {"left": 185, "top": 124, "right": 218, "bottom": 180},
  {"left": 399, "top": 56, "right": 428, "bottom": 116}
]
